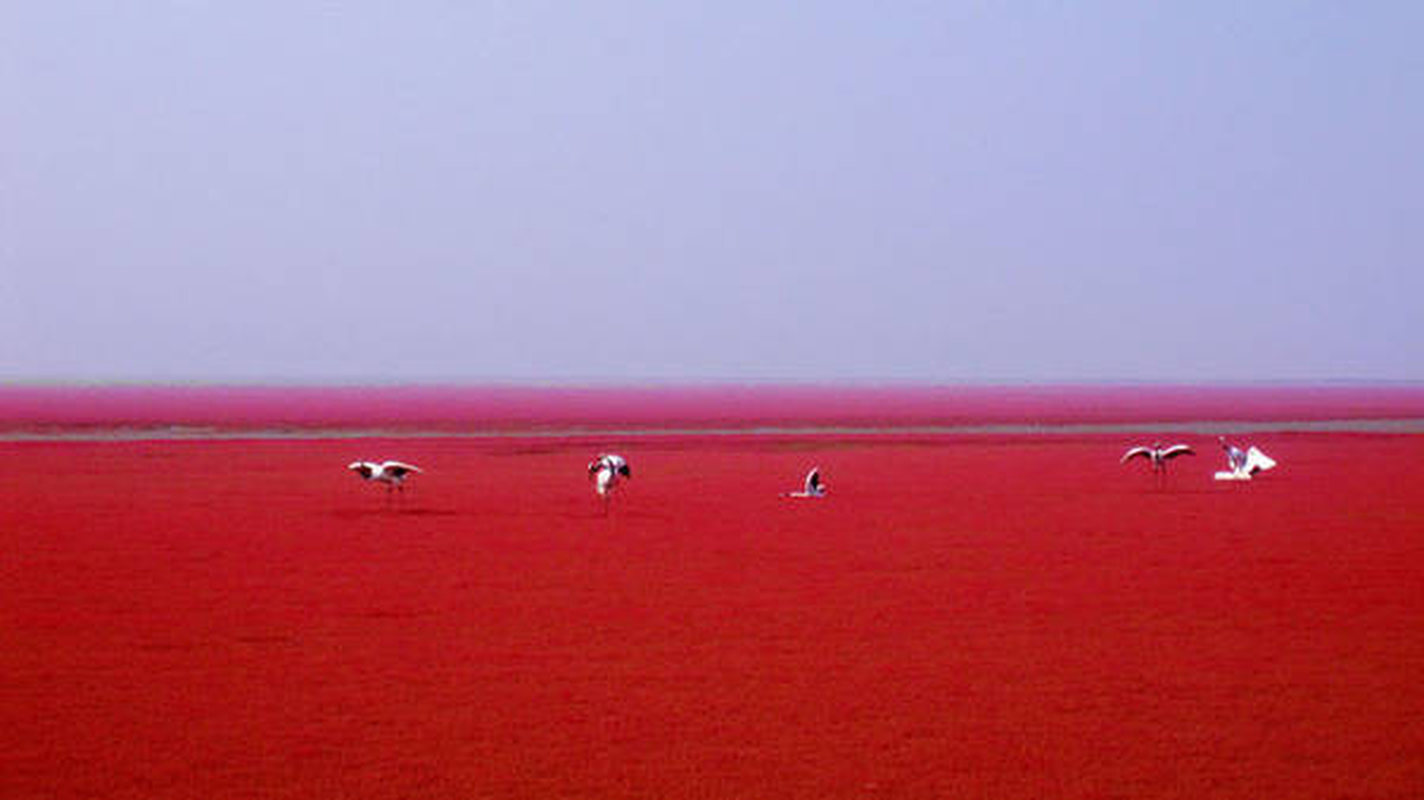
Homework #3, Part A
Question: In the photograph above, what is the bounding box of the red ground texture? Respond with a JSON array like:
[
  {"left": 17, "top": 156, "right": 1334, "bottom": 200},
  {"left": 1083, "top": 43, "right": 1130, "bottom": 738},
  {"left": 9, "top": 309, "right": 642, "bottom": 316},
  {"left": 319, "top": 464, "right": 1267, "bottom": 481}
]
[{"left": 3, "top": 387, "right": 1423, "bottom": 798}]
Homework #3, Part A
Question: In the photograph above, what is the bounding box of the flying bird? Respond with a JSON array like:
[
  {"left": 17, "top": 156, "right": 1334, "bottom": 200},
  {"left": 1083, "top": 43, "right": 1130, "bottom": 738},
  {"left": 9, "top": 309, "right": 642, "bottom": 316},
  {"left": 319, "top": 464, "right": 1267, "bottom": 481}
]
[
  {"left": 1121, "top": 442, "right": 1195, "bottom": 478},
  {"left": 784, "top": 466, "right": 827, "bottom": 498},
  {"left": 348, "top": 460, "right": 423, "bottom": 498},
  {"left": 1214, "top": 437, "right": 1278, "bottom": 481},
  {"left": 588, "top": 453, "right": 631, "bottom": 514}
]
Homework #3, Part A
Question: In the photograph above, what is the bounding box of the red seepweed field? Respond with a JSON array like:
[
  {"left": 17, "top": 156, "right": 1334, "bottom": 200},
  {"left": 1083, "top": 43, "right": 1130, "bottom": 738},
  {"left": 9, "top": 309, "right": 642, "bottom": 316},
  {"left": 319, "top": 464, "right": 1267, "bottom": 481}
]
[{"left": 3, "top": 386, "right": 1423, "bottom": 798}]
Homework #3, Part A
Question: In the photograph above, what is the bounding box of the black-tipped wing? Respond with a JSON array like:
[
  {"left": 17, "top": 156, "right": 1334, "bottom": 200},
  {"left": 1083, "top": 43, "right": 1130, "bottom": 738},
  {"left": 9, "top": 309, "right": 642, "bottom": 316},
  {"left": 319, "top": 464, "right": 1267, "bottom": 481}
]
[
  {"left": 1121, "top": 447, "right": 1152, "bottom": 464},
  {"left": 381, "top": 461, "right": 422, "bottom": 478},
  {"left": 1160, "top": 445, "right": 1194, "bottom": 460},
  {"left": 590, "top": 454, "right": 629, "bottom": 478},
  {"left": 806, "top": 468, "right": 822, "bottom": 492},
  {"left": 604, "top": 454, "right": 628, "bottom": 470}
]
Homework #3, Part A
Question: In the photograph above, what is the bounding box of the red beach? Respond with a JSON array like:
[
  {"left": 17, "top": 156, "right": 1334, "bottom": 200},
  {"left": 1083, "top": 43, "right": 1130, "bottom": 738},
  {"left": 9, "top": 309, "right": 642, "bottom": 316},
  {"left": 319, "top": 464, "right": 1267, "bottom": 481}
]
[{"left": 3, "top": 386, "right": 1422, "bottom": 798}]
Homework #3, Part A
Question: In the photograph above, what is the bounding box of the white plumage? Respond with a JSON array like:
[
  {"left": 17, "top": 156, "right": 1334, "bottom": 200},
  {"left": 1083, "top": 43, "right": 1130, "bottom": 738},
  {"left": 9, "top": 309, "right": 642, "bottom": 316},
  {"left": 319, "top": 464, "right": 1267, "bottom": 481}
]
[
  {"left": 784, "top": 466, "right": 827, "bottom": 498},
  {"left": 1214, "top": 439, "right": 1277, "bottom": 481},
  {"left": 1121, "top": 442, "right": 1195, "bottom": 476},
  {"left": 588, "top": 453, "right": 631, "bottom": 513},
  {"left": 348, "top": 460, "right": 423, "bottom": 494}
]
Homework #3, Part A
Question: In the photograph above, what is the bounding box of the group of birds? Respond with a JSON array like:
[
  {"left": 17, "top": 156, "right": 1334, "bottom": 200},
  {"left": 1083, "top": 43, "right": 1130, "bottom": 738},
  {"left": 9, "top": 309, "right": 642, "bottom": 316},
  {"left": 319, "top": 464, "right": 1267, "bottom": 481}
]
[
  {"left": 346, "top": 455, "right": 827, "bottom": 512},
  {"left": 1120, "top": 436, "right": 1277, "bottom": 482},
  {"left": 347, "top": 436, "right": 1272, "bottom": 509}
]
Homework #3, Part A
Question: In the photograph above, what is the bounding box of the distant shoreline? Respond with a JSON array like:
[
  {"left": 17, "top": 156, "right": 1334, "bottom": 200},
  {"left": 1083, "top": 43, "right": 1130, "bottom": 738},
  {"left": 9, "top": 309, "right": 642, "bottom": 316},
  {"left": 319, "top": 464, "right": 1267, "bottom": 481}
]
[
  {"left": 5, "top": 419, "right": 1424, "bottom": 442},
  {"left": 3, "top": 384, "right": 1423, "bottom": 439}
]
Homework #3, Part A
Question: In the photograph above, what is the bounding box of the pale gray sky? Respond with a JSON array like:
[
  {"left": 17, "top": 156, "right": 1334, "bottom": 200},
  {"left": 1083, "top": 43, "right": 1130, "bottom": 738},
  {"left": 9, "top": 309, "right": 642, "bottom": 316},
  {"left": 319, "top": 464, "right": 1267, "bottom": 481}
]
[{"left": 3, "top": 2, "right": 1421, "bottom": 382}]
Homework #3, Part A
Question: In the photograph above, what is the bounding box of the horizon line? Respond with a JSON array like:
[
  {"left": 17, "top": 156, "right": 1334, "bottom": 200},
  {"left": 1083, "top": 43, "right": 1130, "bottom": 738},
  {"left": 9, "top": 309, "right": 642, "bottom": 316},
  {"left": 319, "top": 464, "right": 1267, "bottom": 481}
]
[
  {"left": 5, "top": 417, "right": 1424, "bottom": 443},
  {"left": 5, "top": 377, "right": 1424, "bottom": 390}
]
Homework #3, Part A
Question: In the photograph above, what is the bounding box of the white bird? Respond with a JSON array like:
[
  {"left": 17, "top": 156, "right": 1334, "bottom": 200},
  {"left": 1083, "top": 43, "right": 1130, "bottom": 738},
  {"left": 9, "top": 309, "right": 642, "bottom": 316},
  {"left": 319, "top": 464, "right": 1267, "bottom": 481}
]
[
  {"left": 588, "top": 453, "right": 631, "bottom": 514},
  {"left": 784, "top": 466, "right": 827, "bottom": 498},
  {"left": 348, "top": 460, "right": 423, "bottom": 499},
  {"left": 1219, "top": 436, "right": 1249, "bottom": 473},
  {"left": 1214, "top": 437, "right": 1277, "bottom": 481},
  {"left": 1121, "top": 442, "right": 1195, "bottom": 478}
]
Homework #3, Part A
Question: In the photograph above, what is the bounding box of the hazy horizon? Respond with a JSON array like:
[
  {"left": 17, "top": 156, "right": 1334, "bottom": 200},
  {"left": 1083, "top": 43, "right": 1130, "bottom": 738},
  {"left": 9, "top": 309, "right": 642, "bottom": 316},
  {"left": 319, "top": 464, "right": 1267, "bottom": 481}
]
[
  {"left": 5, "top": 377, "right": 1424, "bottom": 389},
  {"left": 5, "top": 3, "right": 1420, "bottom": 383}
]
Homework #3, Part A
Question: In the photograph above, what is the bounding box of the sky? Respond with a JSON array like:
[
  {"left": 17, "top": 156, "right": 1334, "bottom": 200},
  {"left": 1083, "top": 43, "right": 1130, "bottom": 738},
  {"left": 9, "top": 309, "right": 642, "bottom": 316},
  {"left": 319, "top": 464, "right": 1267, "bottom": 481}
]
[{"left": 3, "top": 2, "right": 1421, "bottom": 383}]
